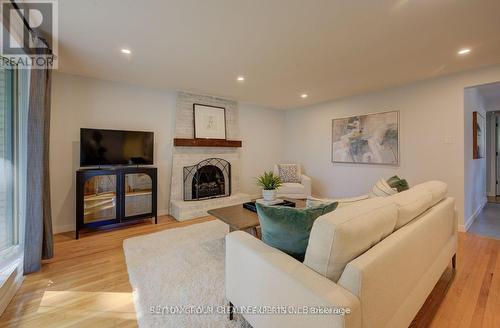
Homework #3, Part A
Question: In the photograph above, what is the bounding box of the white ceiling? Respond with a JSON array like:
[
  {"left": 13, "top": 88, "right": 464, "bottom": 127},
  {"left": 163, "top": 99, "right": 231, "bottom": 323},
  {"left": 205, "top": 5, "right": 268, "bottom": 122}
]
[{"left": 52, "top": 0, "right": 500, "bottom": 109}]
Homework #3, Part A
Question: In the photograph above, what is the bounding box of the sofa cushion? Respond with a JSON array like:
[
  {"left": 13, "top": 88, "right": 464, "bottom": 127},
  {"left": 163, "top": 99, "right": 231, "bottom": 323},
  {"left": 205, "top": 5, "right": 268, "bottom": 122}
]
[
  {"left": 337, "top": 197, "right": 456, "bottom": 328},
  {"left": 409, "top": 181, "right": 447, "bottom": 206},
  {"left": 390, "top": 188, "right": 433, "bottom": 229},
  {"left": 278, "top": 182, "right": 306, "bottom": 195},
  {"left": 256, "top": 202, "right": 338, "bottom": 261},
  {"left": 304, "top": 197, "right": 398, "bottom": 282}
]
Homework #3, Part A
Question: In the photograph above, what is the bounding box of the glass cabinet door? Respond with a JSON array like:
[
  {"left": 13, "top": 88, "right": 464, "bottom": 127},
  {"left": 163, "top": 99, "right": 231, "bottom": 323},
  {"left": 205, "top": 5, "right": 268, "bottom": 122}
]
[
  {"left": 124, "top": 173, "right": 152, "bottom": 217},
  {"left": 83, "top": 175, "right": 117, "bottom": 223}
]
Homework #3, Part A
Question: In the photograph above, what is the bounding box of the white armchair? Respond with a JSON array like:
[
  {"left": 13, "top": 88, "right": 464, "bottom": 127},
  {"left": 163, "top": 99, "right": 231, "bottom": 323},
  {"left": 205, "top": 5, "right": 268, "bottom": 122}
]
[{"left": 274, "top": 164, "right": 312, "bottom": 199}]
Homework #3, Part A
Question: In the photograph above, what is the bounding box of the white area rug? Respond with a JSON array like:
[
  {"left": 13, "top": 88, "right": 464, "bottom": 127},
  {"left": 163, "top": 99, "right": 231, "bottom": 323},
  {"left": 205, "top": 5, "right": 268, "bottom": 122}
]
[{"left": 123, "top": 220, "right": 249, "bottom": 328}]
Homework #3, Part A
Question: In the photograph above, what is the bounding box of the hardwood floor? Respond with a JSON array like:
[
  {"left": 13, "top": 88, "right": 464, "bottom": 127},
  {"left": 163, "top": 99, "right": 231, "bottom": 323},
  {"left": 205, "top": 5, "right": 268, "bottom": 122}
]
[
  {"left": 487, "top": 196, "right": 500, "bottom": 204},
  {"left": 1, "top": 216, "right": 499, "bottom": 327},
  {"left": 468, "top": 203, "right": 500, "bottom": 240},
  {"left": 0, "top": 216, "right": 212, "bottom": 328}
]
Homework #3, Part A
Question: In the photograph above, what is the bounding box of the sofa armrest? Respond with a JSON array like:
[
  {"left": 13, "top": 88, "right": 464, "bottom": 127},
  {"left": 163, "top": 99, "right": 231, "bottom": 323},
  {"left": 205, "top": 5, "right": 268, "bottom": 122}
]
[
  {"left": 226, "top": 231, "right": 361, "bottom": 328},
  {"left": 300, "top": 174, "right": 312, "bottom": 197}
]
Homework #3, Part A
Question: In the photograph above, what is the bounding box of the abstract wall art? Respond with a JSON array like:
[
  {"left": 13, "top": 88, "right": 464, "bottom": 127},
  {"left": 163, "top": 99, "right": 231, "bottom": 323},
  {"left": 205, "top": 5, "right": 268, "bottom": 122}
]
[{"left": 332, "top": 110, "right": 399, "bottom": 165}]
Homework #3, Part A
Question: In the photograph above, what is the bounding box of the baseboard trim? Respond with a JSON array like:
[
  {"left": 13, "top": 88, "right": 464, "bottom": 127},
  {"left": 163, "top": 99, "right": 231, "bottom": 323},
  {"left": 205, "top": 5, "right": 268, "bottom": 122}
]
[
  {"left": 53, "top": 224, "right": 75, "bottom": 234},
  {"left": 460, "top": 197, "right": 487, "bottom": 232}
]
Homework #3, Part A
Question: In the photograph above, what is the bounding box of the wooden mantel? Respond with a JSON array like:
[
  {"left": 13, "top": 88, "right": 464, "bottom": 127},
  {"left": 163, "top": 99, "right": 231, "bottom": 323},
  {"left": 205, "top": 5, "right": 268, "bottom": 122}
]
[{"left": 173, "top": 138, "right": 242, "bottom": 148}]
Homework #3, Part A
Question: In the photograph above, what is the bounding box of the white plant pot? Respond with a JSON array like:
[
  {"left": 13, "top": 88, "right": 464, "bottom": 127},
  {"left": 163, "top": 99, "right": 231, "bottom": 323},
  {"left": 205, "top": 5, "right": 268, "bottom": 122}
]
[{"left": 262, "top": 189, "right": 277, "bottom": 201}]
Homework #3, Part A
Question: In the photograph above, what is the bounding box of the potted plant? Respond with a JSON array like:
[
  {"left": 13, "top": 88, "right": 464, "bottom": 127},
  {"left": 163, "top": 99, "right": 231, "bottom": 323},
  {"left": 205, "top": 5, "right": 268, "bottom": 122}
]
[{"left": 256, "top": 171, "right": 282, "bottom": 201}]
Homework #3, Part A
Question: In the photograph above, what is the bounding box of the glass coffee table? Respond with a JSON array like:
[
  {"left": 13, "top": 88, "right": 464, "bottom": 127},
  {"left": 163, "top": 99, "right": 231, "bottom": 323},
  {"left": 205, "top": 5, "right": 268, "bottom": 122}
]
[{"left": 207, "top": 199, "right": 306, "bottom": 238}]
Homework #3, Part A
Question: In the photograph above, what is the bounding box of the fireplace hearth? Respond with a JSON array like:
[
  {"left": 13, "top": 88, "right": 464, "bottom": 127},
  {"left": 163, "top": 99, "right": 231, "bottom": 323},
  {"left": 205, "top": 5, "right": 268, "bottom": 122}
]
[{"left": 183, "top": 158, "right": 231, "bottom": 201}]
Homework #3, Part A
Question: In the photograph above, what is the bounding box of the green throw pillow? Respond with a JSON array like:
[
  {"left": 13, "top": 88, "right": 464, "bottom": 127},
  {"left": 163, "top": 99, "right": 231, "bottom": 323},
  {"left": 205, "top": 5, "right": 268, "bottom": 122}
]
[
  {"left": 387, "top": 175, "right": 410, "bottom": 192},
  {"left": 256, "top": 202, "right": 338, "bottom": 262}
]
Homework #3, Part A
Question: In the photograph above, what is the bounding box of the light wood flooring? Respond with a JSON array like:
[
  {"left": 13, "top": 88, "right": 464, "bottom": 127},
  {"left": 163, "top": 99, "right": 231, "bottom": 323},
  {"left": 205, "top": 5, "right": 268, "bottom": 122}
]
[
  {"left": 487, "top": 196, "right": 500, "bottom": 204},
  {"left": 0, "top": 216, "right": 212, "bottom": 328},
  {"left": 0, "top": 215, "right": 499, "bottom": 327}
]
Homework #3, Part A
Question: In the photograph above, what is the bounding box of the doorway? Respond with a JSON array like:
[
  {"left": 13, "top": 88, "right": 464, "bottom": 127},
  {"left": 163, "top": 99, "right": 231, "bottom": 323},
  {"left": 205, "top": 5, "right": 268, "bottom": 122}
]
[
  {"left": 467, "top": 81, "right": 500, "bottom": 239},
  {"left": 496, "top": 114, "right": 500, "bottom": 197}
]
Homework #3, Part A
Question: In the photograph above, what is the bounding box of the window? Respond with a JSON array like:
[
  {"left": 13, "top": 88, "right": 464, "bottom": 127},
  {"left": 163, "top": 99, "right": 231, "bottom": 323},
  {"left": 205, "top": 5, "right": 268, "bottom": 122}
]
[{"left": 0, "top": 63, "right": 15, "bottom": 253}]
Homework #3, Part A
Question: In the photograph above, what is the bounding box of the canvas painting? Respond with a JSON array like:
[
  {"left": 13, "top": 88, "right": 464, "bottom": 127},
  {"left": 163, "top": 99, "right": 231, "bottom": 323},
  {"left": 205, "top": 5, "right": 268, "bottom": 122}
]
[
  {"left": 332, "top": 110, "right": 399, "bottom": 165},
  {"left": 193, "top": 104, "right": 226, "bottom": 139},
  {"left": 473, "top": 111, "right": 485, "bottom": 159}
]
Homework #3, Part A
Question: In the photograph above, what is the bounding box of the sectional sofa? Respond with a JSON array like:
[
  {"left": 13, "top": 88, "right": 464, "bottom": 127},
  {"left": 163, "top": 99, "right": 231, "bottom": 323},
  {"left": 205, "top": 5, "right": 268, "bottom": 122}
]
[{"left": 226, "top": 181, "right": 456, "bottom": 328}]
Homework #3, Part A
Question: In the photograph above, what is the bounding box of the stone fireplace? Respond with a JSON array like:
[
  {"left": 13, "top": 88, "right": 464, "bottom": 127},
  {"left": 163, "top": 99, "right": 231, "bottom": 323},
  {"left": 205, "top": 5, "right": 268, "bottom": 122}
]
[
  {"left": 169, "top": 92, "right": 250, "bottom": 221},
  {"left": 183, "top": 158, "right": 231, "bottom": 201}
]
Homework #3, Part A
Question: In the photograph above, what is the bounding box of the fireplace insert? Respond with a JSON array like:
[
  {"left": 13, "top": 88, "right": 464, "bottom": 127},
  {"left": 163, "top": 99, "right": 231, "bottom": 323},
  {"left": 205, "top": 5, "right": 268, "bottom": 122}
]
[{"left": 183, "top": 158, "right": 231, "bottom": 201}]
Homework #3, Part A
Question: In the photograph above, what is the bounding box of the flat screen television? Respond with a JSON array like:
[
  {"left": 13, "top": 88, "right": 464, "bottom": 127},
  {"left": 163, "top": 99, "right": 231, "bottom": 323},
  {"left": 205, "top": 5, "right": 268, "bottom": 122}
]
[{"left": 80, "top": 128, "right": 154, "bottom": 167}]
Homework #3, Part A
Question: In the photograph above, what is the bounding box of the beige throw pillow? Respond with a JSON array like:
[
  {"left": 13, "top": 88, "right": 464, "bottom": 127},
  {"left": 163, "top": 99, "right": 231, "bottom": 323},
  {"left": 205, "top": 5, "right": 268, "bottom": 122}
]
[
  {"left": 369, "top": 178, "right": 398, "bottom": 198},
  {"left": 277, "top": 164, "right": 301, "bottom": 183}
]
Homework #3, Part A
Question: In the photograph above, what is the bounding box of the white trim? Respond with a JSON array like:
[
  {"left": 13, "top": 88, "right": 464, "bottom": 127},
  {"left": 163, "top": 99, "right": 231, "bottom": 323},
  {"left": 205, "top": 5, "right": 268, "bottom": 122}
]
[
  {"left": 157, "top": 208, "right": 169, "bottom": 216},
  {"left": 460, "top": 197, "right": 487, "bottom": 232},
  {"left": 53, "top": 224, "right": 75, "bottom": 234},
  {"left": 0, "top": 255, "right": 23, "bottom": 316}
]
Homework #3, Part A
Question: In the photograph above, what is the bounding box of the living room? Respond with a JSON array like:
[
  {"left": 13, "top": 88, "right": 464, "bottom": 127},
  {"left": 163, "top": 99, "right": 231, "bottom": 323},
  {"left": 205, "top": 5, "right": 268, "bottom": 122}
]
[{"left": 1, "top": 1, "right": 500, "bottom": 327}]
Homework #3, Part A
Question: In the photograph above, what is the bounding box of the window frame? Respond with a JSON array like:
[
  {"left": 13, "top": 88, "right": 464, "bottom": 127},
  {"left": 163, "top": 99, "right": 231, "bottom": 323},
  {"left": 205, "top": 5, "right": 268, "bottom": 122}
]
[{"left": 0, "top": 62, "right": 21, "bottom": 272}]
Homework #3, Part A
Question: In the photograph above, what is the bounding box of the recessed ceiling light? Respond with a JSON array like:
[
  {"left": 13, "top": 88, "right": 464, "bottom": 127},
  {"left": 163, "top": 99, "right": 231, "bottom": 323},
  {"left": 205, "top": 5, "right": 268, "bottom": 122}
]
[
  {"left": 301, "top": 93, "right": 308, "bottom": 99},
  {"left": 121, "top": 48, "right": 132, "bottom": 54},
  {"left": 457, "top": 48, "right": 471, "bottom": 55},
  {"left": 237, "top": 76, "right": 245, "bottom": 82}
]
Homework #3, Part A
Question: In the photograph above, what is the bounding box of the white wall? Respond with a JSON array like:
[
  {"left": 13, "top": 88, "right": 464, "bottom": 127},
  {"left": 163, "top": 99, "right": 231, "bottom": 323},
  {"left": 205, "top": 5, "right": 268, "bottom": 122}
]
[
  {"left": 52, "top": 65, "right": 500, "bottom": 232},
  {"left": 463, "top": 88, "right": 487, "bottom": 229},
  {"left": 284, "top": 65, "right": 500, "bottom": 230},
  {"left": 50, "top": 72, "right": 285, "bottom": 233},
  {"left": 239, "top": 103, "right": 286, "bottom": 196},
  {"left": 50, "top": 72, "right": 177, "bottom": 233}
]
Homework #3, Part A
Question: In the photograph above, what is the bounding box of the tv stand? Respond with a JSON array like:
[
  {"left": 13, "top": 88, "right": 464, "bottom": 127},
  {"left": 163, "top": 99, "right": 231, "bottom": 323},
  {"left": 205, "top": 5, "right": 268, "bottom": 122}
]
[{"left": 76, "top": 166, "right": 157, "bottom": 239}]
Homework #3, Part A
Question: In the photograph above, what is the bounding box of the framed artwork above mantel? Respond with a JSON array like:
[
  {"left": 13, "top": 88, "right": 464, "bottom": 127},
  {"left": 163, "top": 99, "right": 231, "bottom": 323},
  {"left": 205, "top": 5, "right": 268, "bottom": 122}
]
[{"left": 193, "top": 103, "right": 227, "bottom": 139}]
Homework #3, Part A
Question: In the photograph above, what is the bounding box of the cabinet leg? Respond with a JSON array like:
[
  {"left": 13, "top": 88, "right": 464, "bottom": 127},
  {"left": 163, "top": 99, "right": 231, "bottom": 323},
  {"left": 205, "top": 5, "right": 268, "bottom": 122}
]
[
  {"left": 155, "top": 216, "right": 157, "bottom": 224},
  {"left": 76, "top": 229, "right": 79, "bottom": 240},
  {"left": 229, "top": 302, "right": 234, "bottom": 321}
]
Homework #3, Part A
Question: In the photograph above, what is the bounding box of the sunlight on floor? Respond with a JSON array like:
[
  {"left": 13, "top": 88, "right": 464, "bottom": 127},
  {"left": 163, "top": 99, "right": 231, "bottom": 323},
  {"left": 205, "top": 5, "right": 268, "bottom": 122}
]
[
  {"left": 30, "top": 291, "right": 137, "bottom": 327},
  {"left": 40, "top": 290, "right": 135, "bottom": 312}
]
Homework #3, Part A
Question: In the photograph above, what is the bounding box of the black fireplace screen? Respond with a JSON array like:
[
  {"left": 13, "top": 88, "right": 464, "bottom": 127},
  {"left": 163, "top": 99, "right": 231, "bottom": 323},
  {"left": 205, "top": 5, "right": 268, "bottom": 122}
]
[{"left": 183, "top": 158, "right": 231, "bottom": 201}]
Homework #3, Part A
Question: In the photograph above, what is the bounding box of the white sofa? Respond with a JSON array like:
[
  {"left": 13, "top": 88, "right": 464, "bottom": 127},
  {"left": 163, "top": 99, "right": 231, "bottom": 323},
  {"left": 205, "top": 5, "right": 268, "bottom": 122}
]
[
  {"left": 226, "top": 181, "right": 457, "bottom": 328},
  {"left": 274, "top": 165, "right": 312, "bottom": 199}
]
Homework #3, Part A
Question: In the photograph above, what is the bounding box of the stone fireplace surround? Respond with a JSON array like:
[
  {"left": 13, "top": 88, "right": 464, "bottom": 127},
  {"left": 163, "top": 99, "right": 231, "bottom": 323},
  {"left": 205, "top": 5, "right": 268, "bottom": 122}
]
[{"left": 169, "top": 92, "right": 250, "bottom": 221}]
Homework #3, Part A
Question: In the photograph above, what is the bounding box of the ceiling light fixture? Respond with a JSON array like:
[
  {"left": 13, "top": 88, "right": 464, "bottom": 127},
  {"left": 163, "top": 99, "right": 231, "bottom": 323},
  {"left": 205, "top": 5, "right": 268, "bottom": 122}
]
[
  {"left": 301, "top": 93, "right": 308, "bottom": 99},
  {"left": 121, "top": 48, "right": 132, "bottom": 54},
  {"left": 457, "top": 48, "right": 471, "bottom": 55},
  {"left": 237, "top": 76, "right": 245, "bottom": 82}
]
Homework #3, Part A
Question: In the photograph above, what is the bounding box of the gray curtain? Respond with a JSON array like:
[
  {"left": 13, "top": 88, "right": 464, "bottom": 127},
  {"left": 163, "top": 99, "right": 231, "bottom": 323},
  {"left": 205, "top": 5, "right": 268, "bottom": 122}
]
[{"left": 24, "top": 39, "right": 53, "bottom": 274}]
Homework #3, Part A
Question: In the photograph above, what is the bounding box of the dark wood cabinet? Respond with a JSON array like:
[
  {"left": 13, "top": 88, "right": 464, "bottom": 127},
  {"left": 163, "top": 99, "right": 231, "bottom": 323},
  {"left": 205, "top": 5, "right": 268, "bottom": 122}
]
[{"left": 76, "top": 167, "right": 157, "bottom": 239}]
